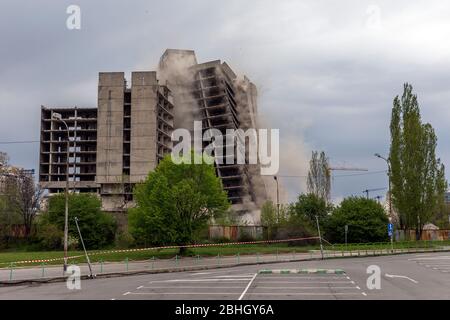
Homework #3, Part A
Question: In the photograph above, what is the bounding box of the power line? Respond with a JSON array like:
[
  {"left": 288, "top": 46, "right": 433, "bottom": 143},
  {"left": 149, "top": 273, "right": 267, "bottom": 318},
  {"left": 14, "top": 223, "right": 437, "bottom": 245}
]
[
  {"left": 275, "top": 170, "right": 387, "bottom": 179},
  {"left": 0, "top": 140, "right": 39, "bottom": 144}
]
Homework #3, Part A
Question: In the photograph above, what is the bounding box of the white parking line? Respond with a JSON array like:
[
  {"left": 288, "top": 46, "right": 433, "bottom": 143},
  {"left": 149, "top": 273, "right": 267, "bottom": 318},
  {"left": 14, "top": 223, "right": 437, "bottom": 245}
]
[
  {"left": 242, "top": 293, "right": 364, "bottom": 296},
  {"left": 409, "top": 256, "right": 450, "bottom": 261},
  {"left": 256, "top": 281, "right": 353, "bottom": 284},
  {"left": 125, "top": 292, "right": 240, "bottom": 296},
  {"left": 251, "top": 287, "right": 360, "bottom": 290},
  {"left": 152, "top": 278, "right": 252, "bottom": 283},
  {"left": 137, "top": 286, "right": 245, "bottom": 289},
  {"left": 238, "top": 273, "right": 257, "bottom": 301}
]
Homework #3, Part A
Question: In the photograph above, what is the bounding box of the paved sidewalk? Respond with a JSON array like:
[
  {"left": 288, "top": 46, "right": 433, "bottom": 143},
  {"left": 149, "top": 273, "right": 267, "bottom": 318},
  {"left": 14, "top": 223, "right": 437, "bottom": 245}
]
[{"left": 0, "top": 246, "right": 447, "bottom": 283}]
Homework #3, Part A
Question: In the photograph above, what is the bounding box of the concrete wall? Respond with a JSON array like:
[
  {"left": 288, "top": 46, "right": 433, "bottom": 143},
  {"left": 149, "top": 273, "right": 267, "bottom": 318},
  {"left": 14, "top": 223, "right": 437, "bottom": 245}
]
[
  {"left": 130, "top": 71, "right": 158, "bottom": 183},
  {"left": 96, "top": 72, "right": 125, "bottom": 184}
]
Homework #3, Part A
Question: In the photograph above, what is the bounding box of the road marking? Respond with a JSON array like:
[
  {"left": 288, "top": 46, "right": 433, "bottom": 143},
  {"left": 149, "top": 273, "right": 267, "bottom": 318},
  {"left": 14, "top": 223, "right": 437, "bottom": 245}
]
[
  {"left": 167, "top": 278, "right": 252, "bottom": 282},
  {"left": 356, "top": 286, "right": 360, "bottom": 290},
  {"left": 137, "top": 286, "right": 245, "bottom": 289},
  {"left": 362, "top": 292, "right": 367, "bottom": 296},
  {"left": 191, "top": 272, "right": 210, "bottom": 275},
  {"left": 239, "top": 292, "right": 365, "bottom": 296},
  {"left": 258, "top": 276, "right": 347, "bottom": 279},
  {"left": 125, "top": 292, "right": 240, "bottom": 295},
  {"left": 123, "top": 292, "right": 131, "bottom": 296},
  {"left": 250, "top": 286, "right": 361, "bottom": 290},
  {"left": 137, "top": 286, "right": 143, "bottom": 289},
  {"left": 385, "top": 273, "right": 418, "bottom": 284},
  {"left": 238, "top": 273, "right": 257, "bottom": 301},
  {"left": 256, "top": 281, "right": 353, "bottom": 284},
  {"left": 214, "top": 275, "right": 257, "bottom": 278},
  {"left": 409, "top": 256, "right": 450, "bottom": 261}
]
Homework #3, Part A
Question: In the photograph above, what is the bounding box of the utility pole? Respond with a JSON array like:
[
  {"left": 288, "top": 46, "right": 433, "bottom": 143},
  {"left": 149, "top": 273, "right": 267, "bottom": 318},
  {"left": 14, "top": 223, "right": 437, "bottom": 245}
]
[
  {"left": 374, "top": 153, "right": 393, "bottom": 223},
  {"left": 52, "top": 112, "right": 70, "bottom": 275},
  {"left": 315, "top": 215, "right": 324, "bottom": 260},
  {"left": 74, "top": 217, "right": 94, "bottom": 278},
  {"left": 273, "top": 176, "right": 280, "bottom": 223}
]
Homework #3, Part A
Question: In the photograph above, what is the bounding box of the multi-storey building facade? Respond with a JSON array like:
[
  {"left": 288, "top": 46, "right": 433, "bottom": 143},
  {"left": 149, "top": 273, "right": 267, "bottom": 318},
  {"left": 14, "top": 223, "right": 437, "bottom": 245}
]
[
  {"left": 39, "top": 49, "right": 268, "bottom": 224},
  {"left": 39, "top": 71, "right": 175, "bottom": 218}
]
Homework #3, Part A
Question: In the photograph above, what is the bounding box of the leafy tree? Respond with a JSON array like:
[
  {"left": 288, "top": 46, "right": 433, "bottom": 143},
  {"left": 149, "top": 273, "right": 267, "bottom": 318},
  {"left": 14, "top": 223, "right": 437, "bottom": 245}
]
[
  {"left": 40, "top": 193, "right": 117, "bottom": 249},
  {"left": 325, "top": 197, "right": 389, "bottom": 243},
  {"left": 307, "top": 151, "right": 331, "bottom": 203},
  {"left": 128, "top": 153, "right": 230, "bottom": 253},
  {"left": 389, "top": 84, "right": 447, "bottom": 239},
  {"left": 3, "top": 171, "right": 43, "bottom": 237},
  {"left": 291, "top": 193, "right": 331, "bottom": 223},
  {"left": 0, "top": 194, "right": 22, "bottom": 247}
]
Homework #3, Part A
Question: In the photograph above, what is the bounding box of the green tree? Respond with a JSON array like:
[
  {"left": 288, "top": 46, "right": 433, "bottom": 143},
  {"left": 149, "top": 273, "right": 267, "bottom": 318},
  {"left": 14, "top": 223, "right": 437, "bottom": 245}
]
[
  {"left": 325, "top": 197, "right": 389, "bottom": 243},
  {"left": 307, "top": 151, "right": 331, "bottom": 203},
  {"left": 128, "top": 153, "right": 230, "bottom": 253},
  {"left": 389, "top": 83, "right": 447, "bottom": 239},
  {"left": 40, "top": 193, "right": 117, "bottom": 249},
  {"left": 260, "top": 200, "right": 289, "bottom": 239},
  {"left": 291, "top": 193, "right": 331, "bottom": 223}
]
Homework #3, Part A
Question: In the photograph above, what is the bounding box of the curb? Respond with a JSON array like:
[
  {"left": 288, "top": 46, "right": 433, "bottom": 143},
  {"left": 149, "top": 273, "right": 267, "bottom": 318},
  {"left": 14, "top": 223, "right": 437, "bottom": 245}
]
[
  {"left": 259, "top": 268, "right": 345, "bottom": 274},
  {"left": 0, "top": 248, "right": 447, "bottom": 287}
]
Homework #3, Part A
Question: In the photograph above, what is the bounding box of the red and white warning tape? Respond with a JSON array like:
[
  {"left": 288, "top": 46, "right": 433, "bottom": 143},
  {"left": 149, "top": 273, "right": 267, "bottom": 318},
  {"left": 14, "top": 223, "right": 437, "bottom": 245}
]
[{"left": 1, "top": 236, "right": 320, "bottom": 266}]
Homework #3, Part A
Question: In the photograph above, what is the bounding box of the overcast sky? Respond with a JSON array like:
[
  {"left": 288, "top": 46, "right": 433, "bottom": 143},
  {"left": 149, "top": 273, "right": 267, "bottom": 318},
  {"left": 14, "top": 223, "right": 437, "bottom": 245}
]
[{"left": 1, "top": 0, "right": 449, "bottom": 203}]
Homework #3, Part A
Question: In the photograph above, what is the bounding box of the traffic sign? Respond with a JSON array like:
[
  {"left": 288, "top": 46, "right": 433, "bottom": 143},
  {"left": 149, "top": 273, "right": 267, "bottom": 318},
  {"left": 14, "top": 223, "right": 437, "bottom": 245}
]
[{"left": 388, "top": 223, "right": 393, "bottom": 237}]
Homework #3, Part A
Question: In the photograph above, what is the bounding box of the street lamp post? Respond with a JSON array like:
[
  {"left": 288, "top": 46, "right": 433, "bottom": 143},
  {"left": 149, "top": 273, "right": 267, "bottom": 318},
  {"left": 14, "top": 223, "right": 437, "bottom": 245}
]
[
  {"left": 52, "top": 112, "right": 70, "bottom": 274},
  {"left": 273, "top": 176, "right": 280, "bottom": 223},
  {"left": 375, "top": 153, "right": 394, "bottom": 251}
]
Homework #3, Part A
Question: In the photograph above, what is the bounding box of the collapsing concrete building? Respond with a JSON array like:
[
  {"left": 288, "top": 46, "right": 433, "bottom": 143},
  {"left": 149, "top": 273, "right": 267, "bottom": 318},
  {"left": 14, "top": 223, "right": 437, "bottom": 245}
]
[
  {"left": 159, "top": 49, "right": 268, "bottom": 223},
  {"left": 39, "top": 49, "right": 269, "bottom": 224}
]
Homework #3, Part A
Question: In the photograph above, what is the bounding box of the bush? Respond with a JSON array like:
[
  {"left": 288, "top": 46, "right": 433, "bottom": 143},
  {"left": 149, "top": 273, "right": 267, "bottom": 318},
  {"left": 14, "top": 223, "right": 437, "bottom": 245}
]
[
  {"left": 40, "top": 193, "right": 117, "bottom": 250},
  {"left": 324, "top": 197, "right": 389, "bottom": 243},
  {"left": 36, "top": 223, "right": 63, "bottom": 250}
]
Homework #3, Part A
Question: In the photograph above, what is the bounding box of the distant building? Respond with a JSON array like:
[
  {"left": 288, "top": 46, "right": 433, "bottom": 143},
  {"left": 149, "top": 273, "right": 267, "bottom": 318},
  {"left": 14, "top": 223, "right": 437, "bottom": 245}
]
[{"left": 445, "top": 190, "right": 450, "bottom": 205}]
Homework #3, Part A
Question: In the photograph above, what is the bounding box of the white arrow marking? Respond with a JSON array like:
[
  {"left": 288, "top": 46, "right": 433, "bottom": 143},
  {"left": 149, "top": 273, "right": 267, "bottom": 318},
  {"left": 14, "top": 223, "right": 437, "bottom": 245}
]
[{"left": 385, "top": 273, "right": 418, "bottom": 284}]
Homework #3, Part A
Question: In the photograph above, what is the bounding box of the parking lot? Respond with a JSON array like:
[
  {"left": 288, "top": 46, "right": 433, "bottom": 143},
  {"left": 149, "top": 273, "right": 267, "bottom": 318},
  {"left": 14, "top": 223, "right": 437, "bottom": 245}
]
[
  {"left": 120, "top": 269, "right": 367, "bottom": 300},
  {"left": 409, "top": 254, "right": 450, "bottom": 274}
]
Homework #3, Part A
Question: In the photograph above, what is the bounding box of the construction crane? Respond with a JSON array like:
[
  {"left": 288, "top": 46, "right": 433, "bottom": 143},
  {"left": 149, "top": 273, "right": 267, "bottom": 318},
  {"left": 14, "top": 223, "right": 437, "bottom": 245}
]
[
  {"left": 363, "top": 187, "right": 387, "bottom": 199},
  {"left": 326, "top": 165, "right": 368, "bottom": 201},
  {"left": 328, "top": 166, "right": 368, "bottom": 176}
]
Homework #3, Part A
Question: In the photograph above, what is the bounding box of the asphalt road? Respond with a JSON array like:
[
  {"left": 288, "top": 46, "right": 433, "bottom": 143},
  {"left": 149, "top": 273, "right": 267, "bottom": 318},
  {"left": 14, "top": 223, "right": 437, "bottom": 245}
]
[{"left": 0, "top": 252, "right": 449, "bottom": 300}]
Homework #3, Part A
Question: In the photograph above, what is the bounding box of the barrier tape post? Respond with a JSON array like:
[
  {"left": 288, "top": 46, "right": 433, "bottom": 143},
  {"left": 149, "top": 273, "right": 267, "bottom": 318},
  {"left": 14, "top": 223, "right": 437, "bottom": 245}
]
[
  {"left": 175, "top": 255, "right": 179, "bottom": 267},
  {"left": 196, "top": 255, "right": 200, "bottom": 265},
  {"left": 100, "top": 259, "right": 103, "bottom": 274},
  {"left": 41, "top": 262, "right": 46, "bottom": 278},
  {"left": 217, "top": 254, "right": 220, "bottom": 266},
  {"left": 237, "top": 253, "right": 240, "bottom": 264},
  {"left": 151, "top": 256, "right": 155, "bottom": 270},
  {"left": 125, "top": 257, "right": 129, "bottom": 272},
  {"left": 256, "top": 252, "right": 260, "bottom": 263},
  {"left": 277, "top": 250, "right": 279, "bottom": 261},
  {"left": 9, "top": 263, "right": 14, "bottom": 281}
]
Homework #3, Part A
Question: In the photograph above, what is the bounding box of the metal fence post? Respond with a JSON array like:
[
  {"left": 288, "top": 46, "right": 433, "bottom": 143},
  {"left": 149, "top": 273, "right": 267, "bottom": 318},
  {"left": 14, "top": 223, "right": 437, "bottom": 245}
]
[
  {"left": 41, "top": 263, "right": 46, "bottom": 278},
  {"left": 9, "top": 263, "right": 14, "bottom": 281}
]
